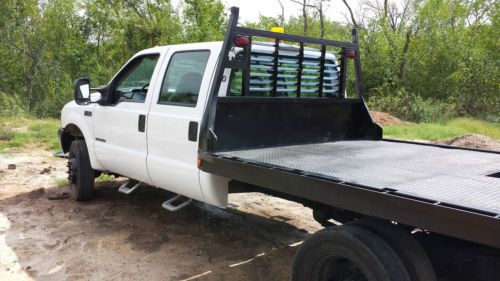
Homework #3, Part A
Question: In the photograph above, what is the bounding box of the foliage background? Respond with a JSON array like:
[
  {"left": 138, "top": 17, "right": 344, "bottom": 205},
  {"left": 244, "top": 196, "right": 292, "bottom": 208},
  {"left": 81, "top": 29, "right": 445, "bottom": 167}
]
[{"left": 0, "top": 0, "right": 498, "bottom": 122}]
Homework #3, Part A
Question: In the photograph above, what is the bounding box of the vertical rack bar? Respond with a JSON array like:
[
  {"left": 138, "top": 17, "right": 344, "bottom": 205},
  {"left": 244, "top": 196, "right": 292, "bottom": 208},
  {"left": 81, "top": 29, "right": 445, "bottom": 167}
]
[
  {"left": 199, "top": 6, "right": 239, "bottom": 152},
  {"left": 272, "top": 38, "right": 280, "bottom": 97},
  {"left": 352, "top": 29, "right": 365, "bottom": 99},
  {"left": 296, "top": 42, "right": 304, "bottom": 97},
  {"left": 242, "top": 36, "right": 252, "bottom": 96},
  {"left": 339, "top": 47, "right": 348, "bottom": 98},
  {"left": 318, "top": 45, "right": 326, "bottom": 97}
]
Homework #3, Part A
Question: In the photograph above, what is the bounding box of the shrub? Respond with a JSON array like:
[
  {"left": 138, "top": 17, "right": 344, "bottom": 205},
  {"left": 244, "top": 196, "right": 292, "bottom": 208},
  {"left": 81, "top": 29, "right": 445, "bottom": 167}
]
[
  {"left": 0, "top": 92, "right": 27, "bottom": 117},
  {"left": 367, "top": 84, "right": 456, "bottom": 123}
]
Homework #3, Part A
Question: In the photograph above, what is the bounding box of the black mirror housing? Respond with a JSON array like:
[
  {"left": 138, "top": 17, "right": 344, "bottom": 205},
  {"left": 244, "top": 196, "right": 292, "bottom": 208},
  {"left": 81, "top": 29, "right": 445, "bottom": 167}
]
[{"left": 74, "top": 78, "right": 91, "bottom": 105}]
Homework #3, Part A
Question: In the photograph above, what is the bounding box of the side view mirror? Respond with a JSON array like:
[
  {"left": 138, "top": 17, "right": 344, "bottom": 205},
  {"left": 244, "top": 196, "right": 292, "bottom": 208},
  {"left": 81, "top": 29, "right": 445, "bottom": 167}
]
[{"left": 74, "top": 78, "right": 91, "bottom": 105}]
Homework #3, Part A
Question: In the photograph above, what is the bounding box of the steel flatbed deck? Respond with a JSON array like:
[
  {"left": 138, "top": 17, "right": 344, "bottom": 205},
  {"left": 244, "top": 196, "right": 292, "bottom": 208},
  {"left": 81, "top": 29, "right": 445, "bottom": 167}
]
[
  {"left": 199, "top": 140, "right": 500, "bottom": 248},
  {"left": 191, "top": 7, "right": 500, "bottom": 279}
]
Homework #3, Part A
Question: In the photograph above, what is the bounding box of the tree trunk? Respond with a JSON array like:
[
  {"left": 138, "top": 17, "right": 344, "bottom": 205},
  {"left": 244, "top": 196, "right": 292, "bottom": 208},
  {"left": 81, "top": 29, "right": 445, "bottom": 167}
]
[
  {"left": 319, "top": 2, "right": 324, "bottom": 39},
  {"left": 302, "top": 0, "right": 308, "bottom": 35},
  {"left": 27, "top": 78, "right": 34, "bottom": 113},
  {"left": 384, "top": 0, "right": 389, "bottom": 19},
  {"left": 277, "top": 0, "right": 285, "bottom": 25},
  {"left": 397, "top": 29, "right": 411, "bottom": 81}
]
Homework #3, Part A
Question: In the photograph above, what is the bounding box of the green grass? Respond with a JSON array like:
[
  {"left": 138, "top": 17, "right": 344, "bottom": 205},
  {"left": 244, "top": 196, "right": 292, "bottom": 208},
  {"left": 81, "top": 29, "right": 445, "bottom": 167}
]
[
  {"left": 1, "top": 116, "right": 498, "bottom": 153},
  {"left": 96, "top": 173, "right": 116, "bottom": 183},
  {"left": 0, "top": 117, "right": 60, "bottom": 152},
  {"left": 384, "top": 118, "right": 500, "bottom": 141},
  {"left": 54, "top": 174, "right": 116, "bottom": 187},
  {"left": 54, "top": 178, "right": 69, "bottom": 187}
]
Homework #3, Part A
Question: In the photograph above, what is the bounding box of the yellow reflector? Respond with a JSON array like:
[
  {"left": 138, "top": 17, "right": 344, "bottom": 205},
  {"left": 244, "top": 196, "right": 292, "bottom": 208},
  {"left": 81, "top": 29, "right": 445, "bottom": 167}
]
[{"left": 271, "top": 27, "right": 285, "bottom": 34}]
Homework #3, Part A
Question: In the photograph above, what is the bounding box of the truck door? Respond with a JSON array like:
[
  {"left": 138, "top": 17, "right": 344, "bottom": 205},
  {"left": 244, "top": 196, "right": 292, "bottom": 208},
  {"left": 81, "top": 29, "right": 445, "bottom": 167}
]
[
  {"left": 93, "top": 53, "right": 162, "bottom": 184},
  {"left": 147, "top": 46, "right": 216, "bottom": 201}
]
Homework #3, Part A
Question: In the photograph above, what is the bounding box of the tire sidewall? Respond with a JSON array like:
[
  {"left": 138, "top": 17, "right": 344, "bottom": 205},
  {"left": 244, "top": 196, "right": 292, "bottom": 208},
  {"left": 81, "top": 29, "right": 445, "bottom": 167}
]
[
  {"left": 68, "top": 140, "right": 94, "bottom": 200},
  {"left": 293, "top": 227, "right": 398, "bottom": 281}
]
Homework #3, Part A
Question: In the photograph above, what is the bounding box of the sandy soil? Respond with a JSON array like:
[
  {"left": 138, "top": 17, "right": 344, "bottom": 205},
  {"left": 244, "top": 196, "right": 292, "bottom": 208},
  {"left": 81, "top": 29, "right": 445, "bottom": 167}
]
[
  {"left": 1, "top": 129, "right": 498, "bottom": 281},
  {"left": 369, "top": 111, "right": 500, "bottom": 151},
  {"left": 0, "top": 151, "right": 321, "bottom": 281},
  {"left": 370, "top": 111, "right": 408, "bottom": 126},
  {"left": 435, "top": 133, "right": 500, "bottom": 151}
]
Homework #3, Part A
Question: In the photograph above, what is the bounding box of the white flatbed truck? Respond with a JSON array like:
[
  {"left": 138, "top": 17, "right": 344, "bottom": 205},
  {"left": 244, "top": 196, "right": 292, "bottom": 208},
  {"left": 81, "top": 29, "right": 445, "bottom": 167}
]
[{"left": 58, "top": 7, "right": 500, "bottom": 281}]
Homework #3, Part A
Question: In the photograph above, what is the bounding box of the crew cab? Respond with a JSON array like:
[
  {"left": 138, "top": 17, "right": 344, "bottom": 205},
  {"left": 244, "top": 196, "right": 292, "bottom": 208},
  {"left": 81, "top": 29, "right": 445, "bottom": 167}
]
[{"left": 58, "top": 7, "right": 500, "bottom": 281}]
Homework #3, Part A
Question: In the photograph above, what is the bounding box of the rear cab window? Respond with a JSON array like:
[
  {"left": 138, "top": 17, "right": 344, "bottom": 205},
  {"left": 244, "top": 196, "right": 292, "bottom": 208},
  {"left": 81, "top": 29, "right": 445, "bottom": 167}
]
[
  {"left": 158, "top": 51, "right": 210, "bottom": 107},
  {"left": 226, "top": 44, "right": 341, "bottom": 98}
]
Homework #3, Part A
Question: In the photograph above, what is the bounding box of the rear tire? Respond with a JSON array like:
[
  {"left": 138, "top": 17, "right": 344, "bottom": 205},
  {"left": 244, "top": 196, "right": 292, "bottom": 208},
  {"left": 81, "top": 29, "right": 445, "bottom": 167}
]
[
  {"left": 292, "top": 225, "right": 411, "bottom": 281},
  {"left": 349, "top": 219, "right": 437, "bottom": 281},
  {"left": 68, "top": 140, "right": 95, "bottom": 201}
]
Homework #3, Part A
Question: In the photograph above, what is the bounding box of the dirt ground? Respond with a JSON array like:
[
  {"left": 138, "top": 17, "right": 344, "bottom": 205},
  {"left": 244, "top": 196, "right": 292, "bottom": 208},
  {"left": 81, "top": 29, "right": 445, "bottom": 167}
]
[
  {"left": 435, "top": 133, "right": 500, "bottom": 151},
  {"left": 0, "top": 150, "right": 321, "bottom": 281},
  {"left": 370, "top": 111, "right": 408, "bottom": 126},
  {"left": 370, "top": 111, "right": 500, "bottom": 151},
  {"left": 1, "top": 128, "right": 499, "bottom": 281}
]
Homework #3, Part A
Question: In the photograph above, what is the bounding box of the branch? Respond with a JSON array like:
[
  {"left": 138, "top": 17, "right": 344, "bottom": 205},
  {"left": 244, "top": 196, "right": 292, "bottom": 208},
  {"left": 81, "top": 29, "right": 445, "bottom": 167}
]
[
  {"left": 342, "top": 0, "right": 358, "bottom": 28},
  {"left": 123, "top": 0, "right": 144, "bottom": 17},
  {"left": 398, "top": 0, "right": 411, "bottom": 31},
  {"left": 105, "top": 0, "right": 122, "bottom": 19},
  {"left": 276, "top": 0, "right": 285, "bottom": 25},
  {"left": 289, "top": 0, "right": 305, "bottom": 5},
  {"left": 289, "top": 0, "right": 318, "bottom": 11},
  {"left": 289, "top": 0, "right": 309, "bottom": 35}
]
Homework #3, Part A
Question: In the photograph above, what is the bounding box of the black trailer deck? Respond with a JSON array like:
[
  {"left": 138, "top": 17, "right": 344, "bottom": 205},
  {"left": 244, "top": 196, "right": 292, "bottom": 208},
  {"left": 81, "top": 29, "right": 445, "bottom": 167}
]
[
  {"left": 198, "top": 7, "right": 500, "bottom": 250},
  {"left": 200, "top": 141, "right": 500, "bottom": 248},
  {"left": 217, "top": 140, "right": 500, "bottom": 215}
]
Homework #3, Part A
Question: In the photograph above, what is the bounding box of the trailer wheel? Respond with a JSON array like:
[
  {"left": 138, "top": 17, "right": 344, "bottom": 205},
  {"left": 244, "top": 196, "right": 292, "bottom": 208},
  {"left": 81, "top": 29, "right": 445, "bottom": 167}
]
[
  {"left": 349, "top": 219, "right": 437, "bottom": 281},
  {"left": 68, "top": 140, "right": 95, "bottom": 201},
  {"left": 292, "top": 225, "right": 411, "bottom": 281}
]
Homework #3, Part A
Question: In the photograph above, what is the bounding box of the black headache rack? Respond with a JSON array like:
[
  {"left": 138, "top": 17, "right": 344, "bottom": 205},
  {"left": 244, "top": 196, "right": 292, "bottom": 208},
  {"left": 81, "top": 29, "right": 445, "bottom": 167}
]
[
  {"left": 197, "top": 7, "right": 500, "bottom": 249},
  {"left": 199, "top": 6, "right": 377, "bottom": 153},
  {"left": 200, "top": 7, "right": 382, "bottom": 152}
]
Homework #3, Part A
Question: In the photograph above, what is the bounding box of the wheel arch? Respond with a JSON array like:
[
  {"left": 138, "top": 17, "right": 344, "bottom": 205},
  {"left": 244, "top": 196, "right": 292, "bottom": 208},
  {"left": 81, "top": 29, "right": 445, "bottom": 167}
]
[
  {"left": 61, "top": 123, "right": 84, "bottom": 153},
  {"left": 60, "top": 106, "right": 104, "bottom": 171}
]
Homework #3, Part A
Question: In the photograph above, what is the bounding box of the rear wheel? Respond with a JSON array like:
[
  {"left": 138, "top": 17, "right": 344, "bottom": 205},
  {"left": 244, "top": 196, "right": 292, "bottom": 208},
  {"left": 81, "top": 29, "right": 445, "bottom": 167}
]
[
  {"left": 292, "top": 225, "right": 411, "bottom": 281},
  {"left": 349, "top": 219, "right": 437, "bottom": 281},
  {"left": 68, "top": 140, "right": 95, "bottom": 201}
]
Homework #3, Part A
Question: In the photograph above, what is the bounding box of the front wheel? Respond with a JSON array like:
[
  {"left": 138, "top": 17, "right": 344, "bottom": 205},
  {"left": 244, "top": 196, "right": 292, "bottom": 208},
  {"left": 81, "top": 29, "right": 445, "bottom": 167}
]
[
  {"left": 292, "top": 225, "right": 411, "bottom": 281},
  {"left": 68, "top": 140, "right": 95, "bottom": 201}
]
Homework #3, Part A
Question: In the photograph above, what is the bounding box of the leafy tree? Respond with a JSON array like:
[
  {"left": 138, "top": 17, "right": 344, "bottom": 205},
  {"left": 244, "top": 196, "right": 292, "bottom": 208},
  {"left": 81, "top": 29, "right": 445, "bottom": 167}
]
[
  {"left": 182, "top": 0, "right": 226, "bottom": 42},
  {"left": 0, "top": 0, "right": 497, "bottom": 122}
]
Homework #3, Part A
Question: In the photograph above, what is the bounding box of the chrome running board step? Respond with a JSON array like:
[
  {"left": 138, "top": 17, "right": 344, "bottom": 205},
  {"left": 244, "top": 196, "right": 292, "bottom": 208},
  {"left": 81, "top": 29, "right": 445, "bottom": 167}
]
[
  {"left": 53, "top": 151, "right": 68, "bottom": 158},
  {"left": 162, "top": 195, "right": 192, "bottom": 211},
  {"left": 118, "top": 180, "right": 141, "bottom": 195}
]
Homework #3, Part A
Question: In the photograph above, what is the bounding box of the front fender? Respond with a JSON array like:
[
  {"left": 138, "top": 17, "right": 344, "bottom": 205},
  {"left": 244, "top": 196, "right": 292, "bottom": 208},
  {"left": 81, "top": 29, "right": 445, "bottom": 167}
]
[{"left": 60, "top": 101, "right": 104, "bottom": 171}]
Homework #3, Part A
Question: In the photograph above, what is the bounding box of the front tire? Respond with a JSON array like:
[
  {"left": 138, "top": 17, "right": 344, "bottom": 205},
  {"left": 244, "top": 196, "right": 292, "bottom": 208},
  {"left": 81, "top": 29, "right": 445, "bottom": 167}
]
[
  {"left": 292, "top": 225, "right": 411, "bottom": 281},
  {"left": 68, "top": 140, "right": 95, "bottom": 201}
]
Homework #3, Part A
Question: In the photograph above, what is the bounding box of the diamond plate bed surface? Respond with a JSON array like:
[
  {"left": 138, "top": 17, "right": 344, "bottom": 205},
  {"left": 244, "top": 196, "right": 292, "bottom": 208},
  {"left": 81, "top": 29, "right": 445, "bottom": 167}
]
[{"left": 217, "top": 141, "right": 500, "bottom": 214}]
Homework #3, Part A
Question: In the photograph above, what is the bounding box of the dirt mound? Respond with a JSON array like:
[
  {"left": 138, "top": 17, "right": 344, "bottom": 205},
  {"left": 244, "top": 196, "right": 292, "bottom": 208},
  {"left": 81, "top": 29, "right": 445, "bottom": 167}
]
[
  {"left": 370, "top": 111, "right": 404, "bottom": 126},
  {"left": 436, "top": 134, "right": 500, "bottom": 151}
]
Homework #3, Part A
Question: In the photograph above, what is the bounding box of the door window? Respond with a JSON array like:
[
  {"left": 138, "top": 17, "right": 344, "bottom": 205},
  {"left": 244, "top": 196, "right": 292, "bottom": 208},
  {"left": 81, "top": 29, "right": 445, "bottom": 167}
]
[
  {"left": 111, "top": 55, "right": 159, "bottom": 104},
  {"left": 158, "top": 51, "right": 210, "bottom": 107}
]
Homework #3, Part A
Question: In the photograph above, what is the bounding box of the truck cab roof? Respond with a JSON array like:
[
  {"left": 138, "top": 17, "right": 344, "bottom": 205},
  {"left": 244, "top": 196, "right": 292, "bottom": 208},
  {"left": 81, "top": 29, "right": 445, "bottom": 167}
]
[{"left": 137, "top": 41, "right": 339, "bottom": 60}]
